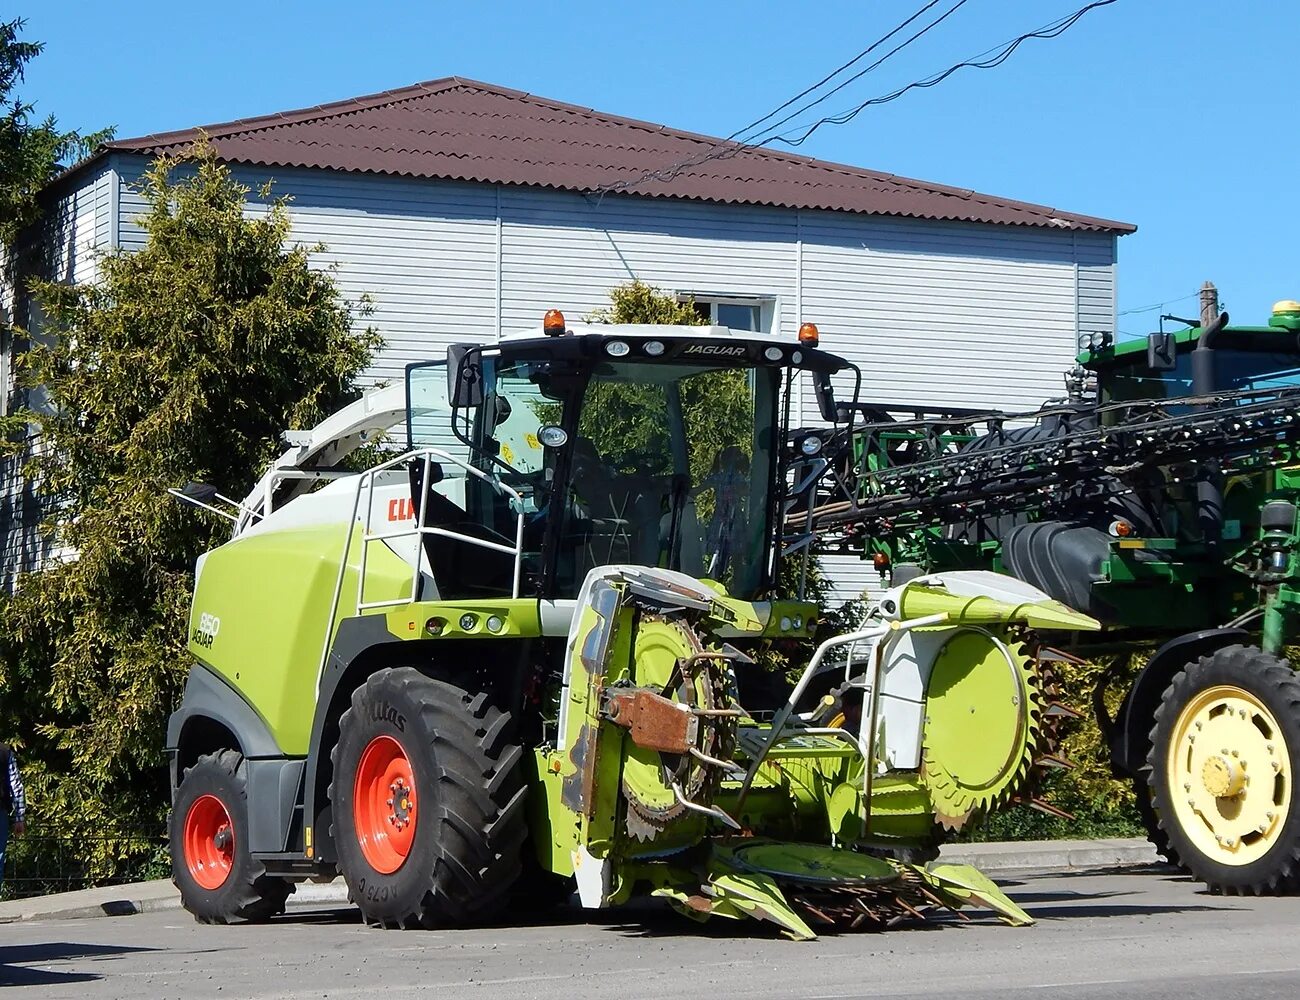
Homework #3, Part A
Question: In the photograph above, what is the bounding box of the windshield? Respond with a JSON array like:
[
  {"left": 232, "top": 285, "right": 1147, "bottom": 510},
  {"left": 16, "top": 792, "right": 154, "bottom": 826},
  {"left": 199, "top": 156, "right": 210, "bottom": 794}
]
[
  {"left": 555, "top": 361, "right": 778, "bottom": 599},
  {"left": 1103, "top": 347, "right": 1300, "bottom": 406},
  {"left": 407, "top": 352, "right": 781, "bottom": 600}
]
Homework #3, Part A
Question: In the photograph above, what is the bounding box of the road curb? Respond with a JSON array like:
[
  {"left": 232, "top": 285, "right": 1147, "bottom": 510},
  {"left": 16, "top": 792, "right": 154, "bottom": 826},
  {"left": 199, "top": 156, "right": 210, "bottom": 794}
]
[
  {"left": 938, "top": 836, "right": 1159, "bottom": 874},
  {"left": 0, "top": 837, "right": 1159, "bottom": 923}
]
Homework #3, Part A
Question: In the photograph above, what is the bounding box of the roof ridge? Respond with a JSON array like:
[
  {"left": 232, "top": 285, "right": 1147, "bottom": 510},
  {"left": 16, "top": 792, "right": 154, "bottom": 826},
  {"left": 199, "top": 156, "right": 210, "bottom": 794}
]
[{"left": 107, "top": 77, "right": 492, "bottom": 150}]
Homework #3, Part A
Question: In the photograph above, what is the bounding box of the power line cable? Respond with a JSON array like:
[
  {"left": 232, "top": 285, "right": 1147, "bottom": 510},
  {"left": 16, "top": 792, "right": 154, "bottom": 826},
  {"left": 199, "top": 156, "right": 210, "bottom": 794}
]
[
  {"left": 592, "top": 0, "right": 1118, "bottom": 197},
  {"left": 771, "top": 0, "right": 1119, "bottom": 147},
  {"left": 727, "top": 0, "right": 950, "bottom": 143},
  {"left": 1118, "top": 291, "right": 1198, "bottom": 317},
  {"left": 592, "top": 0, "right": 971, "bottom": 197},
  {"left": 735, "top": 0, "right": 974, "bottom": 146}
]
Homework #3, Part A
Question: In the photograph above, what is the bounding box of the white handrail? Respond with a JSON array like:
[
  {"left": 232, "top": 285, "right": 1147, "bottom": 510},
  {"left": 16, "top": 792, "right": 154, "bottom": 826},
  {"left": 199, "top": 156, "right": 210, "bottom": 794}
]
[
  {"left": 734, "top": 611, "right": 949, "bottom": 809},
  {"left": 316, "top": 447, "right": 528, "bottom": 690}
]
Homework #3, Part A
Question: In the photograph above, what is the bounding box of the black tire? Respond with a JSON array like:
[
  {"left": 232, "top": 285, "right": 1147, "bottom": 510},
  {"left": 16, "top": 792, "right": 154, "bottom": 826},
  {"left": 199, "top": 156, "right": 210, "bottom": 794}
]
[
  {"left": 170, "top": 750, "right": 295, "bottom": 923},
  {"left": 1148, "top": 644, "right": 1300, "bottom": 895},
  {"left": 330, "top": 668, "right": 528, "bottom": 928},
  {"left": 1132, "top": 776, "right": 1182, "bottom": 868}
]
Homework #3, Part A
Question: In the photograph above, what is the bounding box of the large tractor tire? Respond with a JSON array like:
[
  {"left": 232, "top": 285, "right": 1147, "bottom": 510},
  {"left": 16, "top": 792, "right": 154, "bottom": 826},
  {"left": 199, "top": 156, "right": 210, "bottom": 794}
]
[
  {"left": 170, "top": 750, "right": 294, "bottom": 923},
  {"left": 1148, "top": 645, "right": 1300, "bottom": 894},
  {"left": 1131, "top": 777, "right": 1181, "bottom": 868},
  {"left": 330, "top": 668, "right": 528, "bottom": 928}
]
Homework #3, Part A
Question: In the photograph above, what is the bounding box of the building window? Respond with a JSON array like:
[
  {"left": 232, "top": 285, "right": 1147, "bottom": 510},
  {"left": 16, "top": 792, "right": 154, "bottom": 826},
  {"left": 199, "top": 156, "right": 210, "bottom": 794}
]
[{"left": 684, "top": 295, "right": 771, "bottom": 333}]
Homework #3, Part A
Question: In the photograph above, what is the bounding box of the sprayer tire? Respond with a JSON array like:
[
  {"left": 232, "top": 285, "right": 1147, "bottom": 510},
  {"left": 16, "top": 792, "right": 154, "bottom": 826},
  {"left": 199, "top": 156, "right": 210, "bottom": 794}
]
[{"left": 1148, "top": 644, "right": 1300, "bottom": 895}]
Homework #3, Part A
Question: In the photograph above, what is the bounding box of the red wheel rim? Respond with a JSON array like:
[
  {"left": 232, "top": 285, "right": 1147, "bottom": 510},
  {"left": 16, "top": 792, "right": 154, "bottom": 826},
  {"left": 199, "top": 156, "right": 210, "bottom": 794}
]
[
  {"left": 183, "top": 794, "right": 235, "bottom": 890},
  {"left": 354, "top": 734, "right": 417, "bottom": 874}
]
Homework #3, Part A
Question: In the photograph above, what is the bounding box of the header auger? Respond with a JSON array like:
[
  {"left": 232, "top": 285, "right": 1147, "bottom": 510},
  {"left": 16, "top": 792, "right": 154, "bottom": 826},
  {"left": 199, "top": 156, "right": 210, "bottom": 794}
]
[{"left": 165, "top": 313, "right": 1097, "bottom": 938}]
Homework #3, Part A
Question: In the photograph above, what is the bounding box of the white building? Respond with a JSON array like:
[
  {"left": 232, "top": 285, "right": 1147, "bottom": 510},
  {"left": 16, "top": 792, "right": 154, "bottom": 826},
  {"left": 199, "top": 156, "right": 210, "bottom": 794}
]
[{"left": 2, "top": 76, "right": 1133, "bottom": 595}]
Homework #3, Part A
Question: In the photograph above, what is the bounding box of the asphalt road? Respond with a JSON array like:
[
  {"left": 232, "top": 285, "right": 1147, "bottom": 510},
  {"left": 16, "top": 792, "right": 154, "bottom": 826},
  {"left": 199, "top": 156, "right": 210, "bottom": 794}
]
[{"left": 4, "top": 865, "right": 1299, "bottom": 1000}]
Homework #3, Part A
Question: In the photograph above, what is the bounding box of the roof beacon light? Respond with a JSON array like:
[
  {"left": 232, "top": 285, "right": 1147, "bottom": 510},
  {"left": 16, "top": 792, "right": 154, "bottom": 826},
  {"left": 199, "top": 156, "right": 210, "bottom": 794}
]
[
  {"left": 543, "top": 309, "right": 567, "bottom": 337},
  {"left": 798, "top": 323, "right": 820, "bottom": 348},
  {"left": 1271, "top": 300, "right": 1300, "bottom": 331}
]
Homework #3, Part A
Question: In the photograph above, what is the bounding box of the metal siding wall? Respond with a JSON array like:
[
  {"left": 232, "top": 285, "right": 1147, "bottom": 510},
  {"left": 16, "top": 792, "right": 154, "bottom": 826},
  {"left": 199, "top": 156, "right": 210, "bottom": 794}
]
[
  {"left": 1, "top": 165, "right": 112, "bottom": 587},
  {"left": 93, "top": 168, "right": 114, "bottom": 253},
  {"left": 800, "top": 213, "right": 1080, "bottom": 417},
  {"left": 115, "top": 157, "right": 498, "bottom": 387},
  {"left": 499, "top": 188, "right": 798, "bottom": 332},
  {"left": 798, "top": 214, "right": 1114, "bottom": 599},
  {"left": 1075, "top": 231, "right": 1117, "bottom": 344},
  {"left": 116, "top": 155, "right": 149, "bottom": 253}
]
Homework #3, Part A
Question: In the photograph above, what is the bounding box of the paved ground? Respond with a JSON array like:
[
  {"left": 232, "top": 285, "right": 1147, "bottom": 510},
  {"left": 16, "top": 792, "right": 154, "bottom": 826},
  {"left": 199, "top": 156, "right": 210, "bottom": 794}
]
[{"left": 3, "top": 865, "right": 1298, "bottom": 1000}]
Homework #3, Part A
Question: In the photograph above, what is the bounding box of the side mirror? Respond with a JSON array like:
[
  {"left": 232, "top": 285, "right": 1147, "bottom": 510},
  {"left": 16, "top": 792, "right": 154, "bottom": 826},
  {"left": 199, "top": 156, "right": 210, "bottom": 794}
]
[
  {"left": 489, "top": 395, "right": 512, "bottom": 427},
  {"left": 1147, "top": 331, "right": 1176, "bottom": 371},
  {"left": 813, "top": 371, "right": 838, "bottom": 423},
  {"left": 447, "top": 345, "right": 484, "bottom": 408}
]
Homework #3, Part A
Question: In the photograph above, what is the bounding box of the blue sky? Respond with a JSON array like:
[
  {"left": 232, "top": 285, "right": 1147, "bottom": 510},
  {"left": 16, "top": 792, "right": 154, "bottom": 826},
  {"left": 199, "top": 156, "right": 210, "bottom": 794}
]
[{"left": 21, "top": 1, "right": 1299, "bottom": 337}]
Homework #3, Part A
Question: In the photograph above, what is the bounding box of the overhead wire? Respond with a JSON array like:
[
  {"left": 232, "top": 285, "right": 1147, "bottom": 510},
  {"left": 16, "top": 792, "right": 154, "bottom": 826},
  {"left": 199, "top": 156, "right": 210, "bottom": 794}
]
[
  {"left": 727, "top": 0, "right": 953, "bottom": 144},
  {"left": 591, "top": 0, "right": 972, "bottom": 197},
  {"left": 735, "top": 0, "right": 973, "bottom": 146},
  {"left": 1117, "top": 291, "right": 1198, "bottom": 317},
  {"left": 590, "top": 0, "right": 1120, "bottom": 198},
  {"left": 771, "top": 0, "right": 1120, "bottom": 147}
]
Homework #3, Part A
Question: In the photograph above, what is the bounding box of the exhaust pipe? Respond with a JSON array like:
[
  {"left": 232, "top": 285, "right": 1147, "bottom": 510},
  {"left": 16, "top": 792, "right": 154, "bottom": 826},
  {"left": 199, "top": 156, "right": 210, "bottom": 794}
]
[{"left": 1192, "top": 311, "right": 1230, "bottom": 544}]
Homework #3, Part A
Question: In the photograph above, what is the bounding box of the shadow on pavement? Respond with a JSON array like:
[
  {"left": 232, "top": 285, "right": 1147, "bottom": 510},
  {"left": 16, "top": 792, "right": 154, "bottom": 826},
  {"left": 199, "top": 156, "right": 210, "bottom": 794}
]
[
  {"left": 1023, "top": 901, "right": 1232, "bottom": 919},
  {"left": 1007, "top": 889, "right": 1136, "bottom": 904},
  {"left": 265, "top": 871, "right": 1232, "bottom": 939},
  {"left": 0, "top": 941, "right": 156, "bottom": 989}
]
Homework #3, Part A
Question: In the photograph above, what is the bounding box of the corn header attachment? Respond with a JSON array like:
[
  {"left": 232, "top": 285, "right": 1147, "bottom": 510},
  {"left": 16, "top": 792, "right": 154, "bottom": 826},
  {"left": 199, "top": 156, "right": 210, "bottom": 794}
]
[{"left": 543, "top": 564, "right": 1092, "bottom": 937}]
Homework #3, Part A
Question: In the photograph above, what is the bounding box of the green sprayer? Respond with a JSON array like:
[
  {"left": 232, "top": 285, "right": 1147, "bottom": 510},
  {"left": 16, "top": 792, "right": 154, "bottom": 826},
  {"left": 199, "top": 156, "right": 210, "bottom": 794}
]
[{"left": 797, "top": 299, "right": 1300, "bottom": 896}]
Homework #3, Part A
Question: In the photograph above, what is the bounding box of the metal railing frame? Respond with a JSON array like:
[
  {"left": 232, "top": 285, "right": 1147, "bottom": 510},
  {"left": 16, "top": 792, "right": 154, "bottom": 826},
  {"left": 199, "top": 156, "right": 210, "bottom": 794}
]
[{"left": 317, "top": 448, "right": 527, "bottom": 687}]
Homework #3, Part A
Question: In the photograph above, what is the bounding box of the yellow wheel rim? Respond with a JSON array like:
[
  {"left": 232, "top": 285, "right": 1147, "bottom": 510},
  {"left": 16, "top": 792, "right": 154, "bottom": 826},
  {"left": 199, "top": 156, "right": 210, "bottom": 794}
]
[{"left": 1166, "top": 684, "right": 1291, "bottom": 866}]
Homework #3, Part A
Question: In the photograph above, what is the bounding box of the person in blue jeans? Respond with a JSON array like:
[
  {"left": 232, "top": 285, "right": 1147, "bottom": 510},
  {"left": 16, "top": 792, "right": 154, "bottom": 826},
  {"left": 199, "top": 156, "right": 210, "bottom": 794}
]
[{"left": 0, "top": 743, "right": 26, "bottom": 891}]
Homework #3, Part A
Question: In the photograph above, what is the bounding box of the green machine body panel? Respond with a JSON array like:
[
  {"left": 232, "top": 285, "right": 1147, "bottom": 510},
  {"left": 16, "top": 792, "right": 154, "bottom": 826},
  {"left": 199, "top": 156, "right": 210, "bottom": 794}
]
[{"left": 187, "top": 522, "right": 411, "bottom": 754}]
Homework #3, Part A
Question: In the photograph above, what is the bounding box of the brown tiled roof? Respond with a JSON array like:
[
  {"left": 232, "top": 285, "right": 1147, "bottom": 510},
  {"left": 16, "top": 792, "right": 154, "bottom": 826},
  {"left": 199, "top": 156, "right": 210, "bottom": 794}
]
[{"left": 100, "top": 77, "right": 1134, "bottom": 234}]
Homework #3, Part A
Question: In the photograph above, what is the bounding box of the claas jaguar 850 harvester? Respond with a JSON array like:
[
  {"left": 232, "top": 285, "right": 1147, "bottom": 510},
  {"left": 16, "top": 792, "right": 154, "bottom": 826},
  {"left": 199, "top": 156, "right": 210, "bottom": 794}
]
[{"left": 165, "top": 312, "right": 1096, "bottom": 938}]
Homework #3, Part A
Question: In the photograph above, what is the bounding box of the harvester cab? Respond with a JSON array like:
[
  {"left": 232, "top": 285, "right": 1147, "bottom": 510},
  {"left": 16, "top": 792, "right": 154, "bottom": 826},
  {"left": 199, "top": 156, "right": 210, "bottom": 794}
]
[{"left": 166, "top": 312, "right": 1098, "bottom": 938}]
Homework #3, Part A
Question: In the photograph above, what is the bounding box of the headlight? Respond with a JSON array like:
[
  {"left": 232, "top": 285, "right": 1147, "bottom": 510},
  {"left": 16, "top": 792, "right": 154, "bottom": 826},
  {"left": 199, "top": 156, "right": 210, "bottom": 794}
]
[
  {"left": 538, "top": 425, "right": 569, "bottom": 448},
  {"left": 606, "top": 340, "right": 631, "bottom": 357},
  {"left": 800, "top": 436, "right": 823, "bottom": 457},
  {"left": 763, "top": 346, "right": 783, "bottom": 362},
  {"left": 644, "top": 340, "right": 665, "bottom": 357}
]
